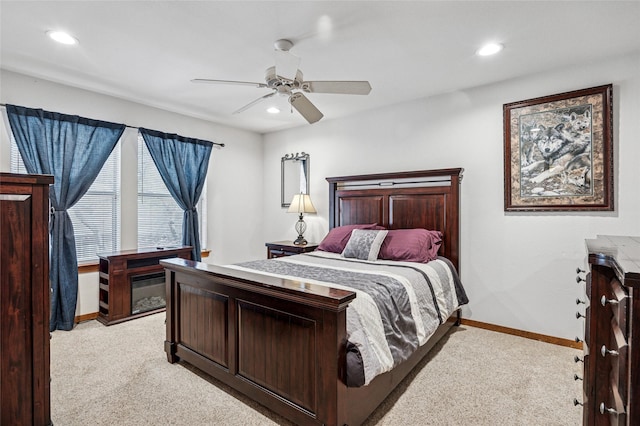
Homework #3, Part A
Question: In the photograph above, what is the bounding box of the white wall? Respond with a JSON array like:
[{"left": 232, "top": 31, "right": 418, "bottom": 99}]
[
  {"left": 262, "top": 52, "right": 640, "bottom": 340},
  {"left": 0, "top": 69, "right": 265, "bottom": 316},
  {"left": 2, "top": 52, "right": 639, "bottom": 339}
]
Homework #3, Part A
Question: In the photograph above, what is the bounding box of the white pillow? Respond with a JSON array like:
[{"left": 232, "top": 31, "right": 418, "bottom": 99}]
[{"left": 341, "top": 229, "right": 388, "bottom": 261}]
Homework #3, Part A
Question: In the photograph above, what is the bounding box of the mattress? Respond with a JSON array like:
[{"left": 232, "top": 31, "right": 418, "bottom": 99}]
[{"left": 227, "top": 251, "right": 468, "bottom": 387}]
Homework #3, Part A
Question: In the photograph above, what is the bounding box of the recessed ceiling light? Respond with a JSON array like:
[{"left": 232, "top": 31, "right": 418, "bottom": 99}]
[
  {"left": 477, "top": 43, "right": 503, "bottom": 56},
  {"left": 46, "top": 30, "right": 79, "bottom": 45},
  {"left": 316, "top": 15, "right": 333, "bottom": 40},
  {"left": 266, "top": 107, "right": 280, "bottom": 114}
]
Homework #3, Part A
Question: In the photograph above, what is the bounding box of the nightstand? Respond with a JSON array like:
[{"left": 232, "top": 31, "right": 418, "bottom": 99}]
[{"left": 265, "top": 241, "right": 319, "bottom": 259}]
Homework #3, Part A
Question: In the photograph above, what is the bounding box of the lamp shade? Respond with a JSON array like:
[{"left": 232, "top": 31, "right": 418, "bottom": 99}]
[{"left": 287, "top": 193, "right": 317, "bottom": 214}]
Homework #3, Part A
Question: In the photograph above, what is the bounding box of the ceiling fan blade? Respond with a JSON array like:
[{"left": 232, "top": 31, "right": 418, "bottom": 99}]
[
  {"left": 191, "top": 78, "right": 268, "bottom": 89},
  {"left": 233, "top": 92, "right": 276, "bottom": 114},
  {"left": 275, "top": 50, "right": 301, "bottom": 81},
  {"left": 289, "top": 92, "right": 323, "bottom": 124},
  {"left": 302, "top": 81, "right": 372, "bottom": 95}
]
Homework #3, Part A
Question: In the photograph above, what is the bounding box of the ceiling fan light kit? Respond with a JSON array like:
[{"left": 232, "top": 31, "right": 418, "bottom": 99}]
[{"left": 193, "top": 39, "right": 371, "bottom": 124}]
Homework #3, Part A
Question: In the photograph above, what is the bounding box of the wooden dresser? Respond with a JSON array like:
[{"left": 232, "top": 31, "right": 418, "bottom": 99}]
[
  {"left": 578, "top": 235, "right": 640, "bottom": 425},
  {"left": 0, "top": 173, "right": 54, "bottom": 426}
]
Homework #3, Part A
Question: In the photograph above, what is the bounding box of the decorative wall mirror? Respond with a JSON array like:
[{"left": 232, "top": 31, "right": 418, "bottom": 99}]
[{"left": 281, "top": 152, "right": 310, "bottom": 207}]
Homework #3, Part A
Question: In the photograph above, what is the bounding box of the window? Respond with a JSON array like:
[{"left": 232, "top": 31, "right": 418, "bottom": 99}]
[
  {"left": 137, "top": 134, "right": 206, "bottom": 249},
  {"left": 69, "top": 147, "right": 120, "bottom": 262},
  {"left": 7, "top": 123, "right": 207, "bottom": 263},
  {"left": 9, "top": 135, "right": 121, "bottom": 263}
]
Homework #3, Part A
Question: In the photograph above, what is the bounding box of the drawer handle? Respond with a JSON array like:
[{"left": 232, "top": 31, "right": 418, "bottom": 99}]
[
  {"left": 575, "top": 311, "right": 585, "bottom": 319},
  {"left": 600, "top": 295, "right": 619, "bottom": 306},
  {"left": 576, "top": 298, "right": 585, "bottom": 305},
  {"left": 573, "top": 398, "right": 584, "bottom": 407},
  {"left": 573, "top": 374, "right": 583, "bottom": 381},
  {"left": 576, "top": 275, "right": 586, "bottom": 283},
  {"left": 576, "top": 267, "right": 586, "bottom": 274},
  {"left": 600, "top": 402, "right": 621, "bottom": 415},
  {"left": 574, "top": 355, "right": 584, "bottom": 363},
  {"left": 601, "top": 345, "right": 619, "bottom": 357}
]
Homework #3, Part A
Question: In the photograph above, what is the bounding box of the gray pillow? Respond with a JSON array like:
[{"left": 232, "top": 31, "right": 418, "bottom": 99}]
[{"left": 341, "top": 229, "right": 388, "bottom": 261}]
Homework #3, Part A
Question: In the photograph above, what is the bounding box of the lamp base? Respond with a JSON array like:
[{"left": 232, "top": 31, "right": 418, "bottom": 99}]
[
  {"left": 293, "top": 213, "right": 307, "bottom": 245},
  {"left": 293, "top": 235, "right": 308, "bottom": 245}
]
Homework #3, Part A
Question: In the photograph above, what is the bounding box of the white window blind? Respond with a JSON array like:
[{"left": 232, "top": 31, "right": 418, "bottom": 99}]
[
  {"left": 9, "top": 135, "right": 121, "bottom": 263},
  {"left": 137, "top": 134, "right": 206, "bottom": 250}
]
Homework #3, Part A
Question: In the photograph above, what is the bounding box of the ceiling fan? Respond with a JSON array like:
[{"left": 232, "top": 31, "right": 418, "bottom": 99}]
[{"left": 192, "top": 39, "right": 372, "bottom": 124}]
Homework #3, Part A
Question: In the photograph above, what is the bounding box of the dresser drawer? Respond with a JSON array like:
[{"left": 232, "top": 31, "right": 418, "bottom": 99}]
[
  {"left": 584, "top": 305, "right": 591, "bottom": 350},
  {"left": 606, "top": 317, "right": 629, "bottom": 402},
  {"left": 600, "top": 375, "right": 627, "bottom": 425},
  {"left": 605, "top": 278, "right": 629, "bottom": 337},
  {"left": 269, "top": 248, "right": 293, "bottom": 258}
]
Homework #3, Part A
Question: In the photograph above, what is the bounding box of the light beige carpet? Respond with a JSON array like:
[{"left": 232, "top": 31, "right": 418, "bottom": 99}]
[{"left": 50, "top": 313, "right": 582, "bottom": 425}]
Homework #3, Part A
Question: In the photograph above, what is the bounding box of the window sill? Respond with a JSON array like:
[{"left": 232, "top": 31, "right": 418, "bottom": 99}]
[
  {"left": 78, "top": 263, "right": 99, "bottom": 274},
  {"left": 77, "top": 249, "right": 211, "bottom": 274}
]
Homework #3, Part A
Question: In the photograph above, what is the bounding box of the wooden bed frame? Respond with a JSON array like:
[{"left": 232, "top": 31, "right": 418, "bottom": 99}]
[{"left": 162, "top": 168, "right": 463, "bottom": 425}]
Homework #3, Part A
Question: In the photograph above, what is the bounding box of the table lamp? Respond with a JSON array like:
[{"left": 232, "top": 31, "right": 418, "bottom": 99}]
[{"left": 287, "top": 193, "right": 317, "bottom": 245}]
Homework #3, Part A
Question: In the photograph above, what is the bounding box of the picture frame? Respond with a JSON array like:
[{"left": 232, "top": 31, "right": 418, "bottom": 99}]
[{"left": 503, "top": 84, "right": 613, "bottom": 211}]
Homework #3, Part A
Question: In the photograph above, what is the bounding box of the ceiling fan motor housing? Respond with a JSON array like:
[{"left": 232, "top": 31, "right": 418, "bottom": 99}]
[{"left": 265, "top": 66, "right": 303, "bottom": 90}]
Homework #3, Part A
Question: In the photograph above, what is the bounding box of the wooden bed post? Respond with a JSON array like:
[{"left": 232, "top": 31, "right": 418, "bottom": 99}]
[
  {"left": 448, "top": 170, "right": 462, "bottom": 273},
  {"left": 317, "top": 308, "right": 349, "bottom": 425},
  {"left": 164, "top": 269, "right": 178, "bottom": 363}
]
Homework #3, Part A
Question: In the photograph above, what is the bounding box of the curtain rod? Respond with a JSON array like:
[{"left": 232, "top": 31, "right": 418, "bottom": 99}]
[{"left": 0, "top": 103, "right": 225, "bottom": 147}]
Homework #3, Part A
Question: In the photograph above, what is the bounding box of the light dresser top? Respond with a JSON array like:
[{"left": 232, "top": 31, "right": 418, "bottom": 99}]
[{"left": 586, "top": 235, "right": 640, "bottom": 286}]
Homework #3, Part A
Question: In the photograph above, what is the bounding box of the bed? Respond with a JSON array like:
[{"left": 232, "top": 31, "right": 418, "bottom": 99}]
[{"left": 162, "top": 168, "right": 465, "bottom": 425}]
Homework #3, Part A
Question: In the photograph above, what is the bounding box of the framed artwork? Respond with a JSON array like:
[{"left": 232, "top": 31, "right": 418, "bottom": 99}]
[{"left": 503, "top": 84, "right": 613, "bottom": 211}]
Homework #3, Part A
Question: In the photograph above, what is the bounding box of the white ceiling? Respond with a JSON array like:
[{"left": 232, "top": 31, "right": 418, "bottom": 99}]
[{"left": 1, "top": 1, "right": 639, "bottom": 134}]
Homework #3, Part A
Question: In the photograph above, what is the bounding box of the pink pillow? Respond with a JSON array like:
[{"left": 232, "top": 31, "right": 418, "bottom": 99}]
[
  {"left": 378, "top": 229, "right": 442, "bottom": 263},
  {"left": 317, "top": 224, "right": 385, "bottom": 254}
]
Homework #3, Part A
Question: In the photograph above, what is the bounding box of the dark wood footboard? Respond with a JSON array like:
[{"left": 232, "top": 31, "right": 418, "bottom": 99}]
[
  {"left": 163, "top": 258, "right": 459, "bottom": 426},
  {"left": 163, "top": 257, "right": 356, "bottom": 425}
]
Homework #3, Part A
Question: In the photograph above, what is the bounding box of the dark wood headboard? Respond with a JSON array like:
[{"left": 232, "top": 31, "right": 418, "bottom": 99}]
[{"left": 326, "top": 168, "right": 463, "bottom": 271}]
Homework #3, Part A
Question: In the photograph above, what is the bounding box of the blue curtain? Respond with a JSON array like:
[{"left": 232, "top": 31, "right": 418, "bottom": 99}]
[
  {"left": 139, "top": 128, "right": 213, "bottom": 261},
  {"left": 6, "top": 105, "right": 125, "bottom": 331}
]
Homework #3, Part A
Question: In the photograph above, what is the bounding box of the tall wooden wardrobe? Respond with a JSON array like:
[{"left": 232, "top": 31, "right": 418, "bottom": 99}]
[{"left": 0, "top": 173, "right": 53, "bottom": 425}]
